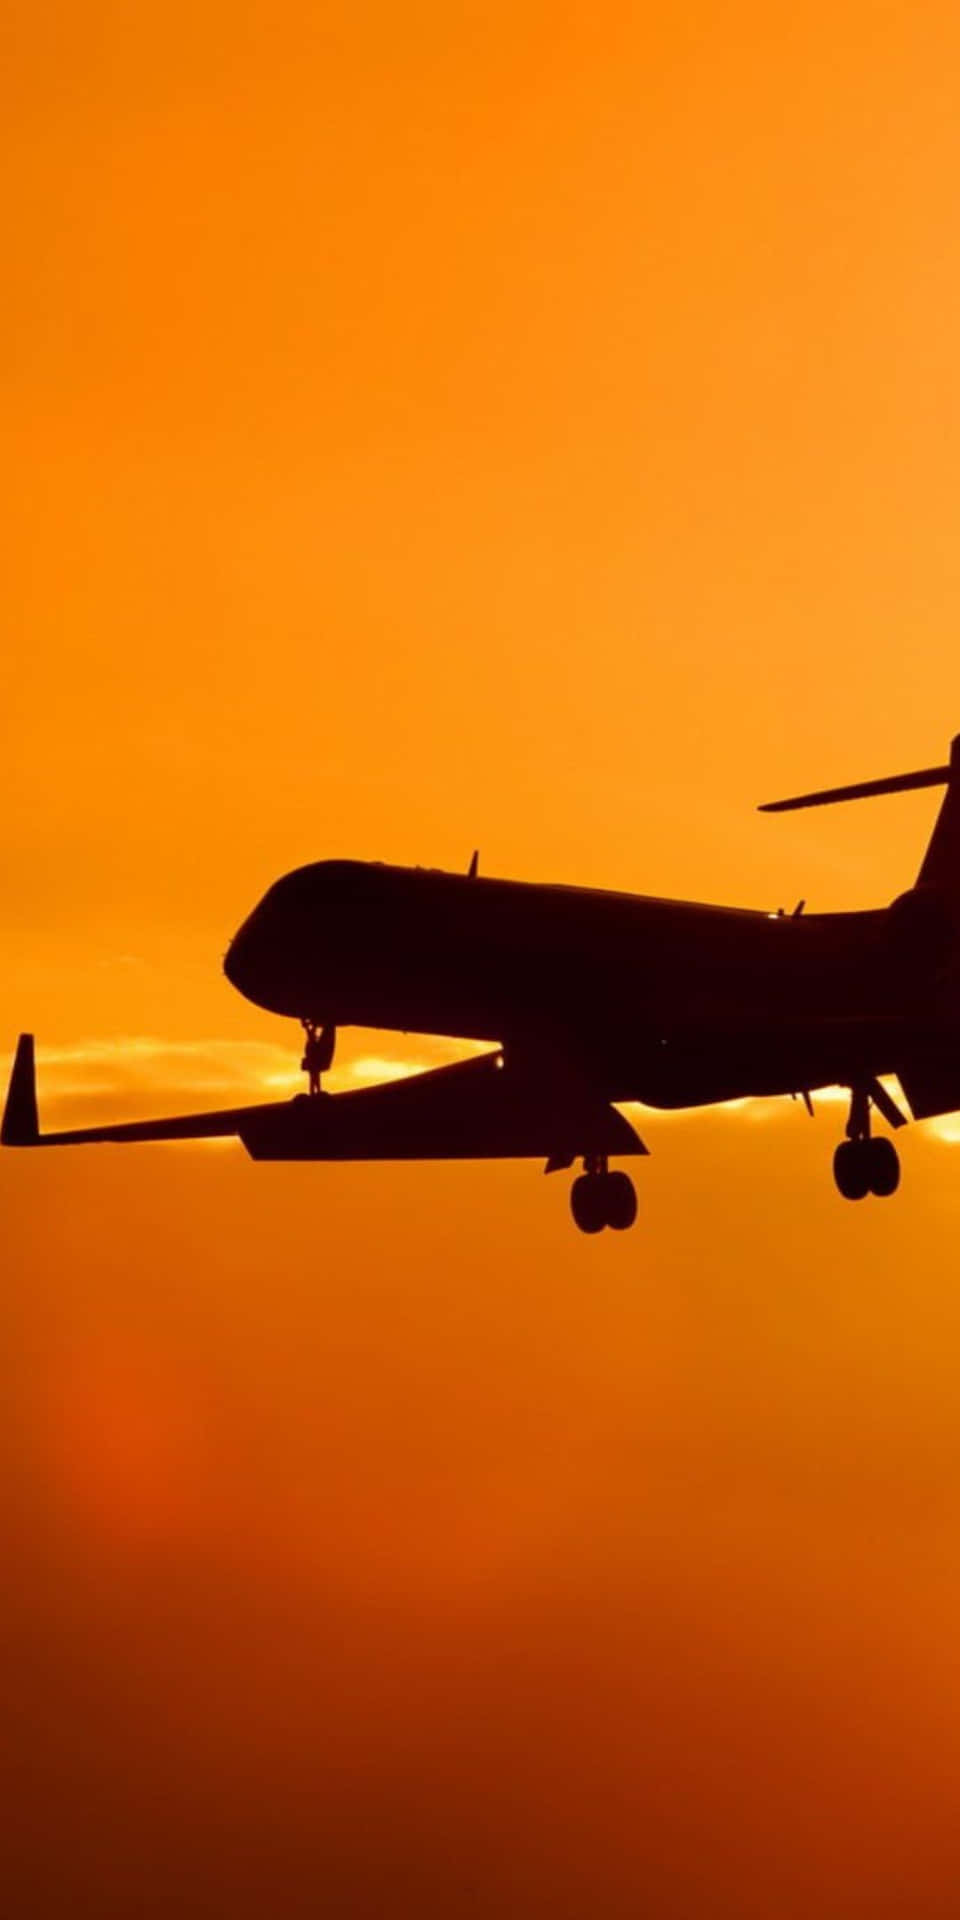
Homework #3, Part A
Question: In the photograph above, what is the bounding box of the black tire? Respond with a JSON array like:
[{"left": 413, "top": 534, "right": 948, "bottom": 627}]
[
  {"left": 605, "top": 1171, "right": 638, "bottom": 1232},
  {"left": 571, "top": 1174, "right": 606, "bottom": 1234},
  {"left": 868, "top": 1136, "right": 901, "bottom": 1198},
  {"left": 834, "top": 1140, "right": 871, "bottom": 1201}
]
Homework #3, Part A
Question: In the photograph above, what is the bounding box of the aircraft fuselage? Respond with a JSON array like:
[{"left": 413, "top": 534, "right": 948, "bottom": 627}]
[{"left": 223, "top": 860, "right": 913, "bottom": 1109}]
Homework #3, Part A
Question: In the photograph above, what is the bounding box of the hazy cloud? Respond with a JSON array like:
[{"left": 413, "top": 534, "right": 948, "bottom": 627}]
[
  {"left": 2, "top": 1039, "right": 954, "bottom": 1144},
  {"left": 0, "top": 1034, "right": 491, "bottom": 1125}
]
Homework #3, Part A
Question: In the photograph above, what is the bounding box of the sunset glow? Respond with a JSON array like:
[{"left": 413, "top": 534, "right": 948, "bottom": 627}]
[{"left": 6, "top": 3, "right": 960, "bottom": 1913}]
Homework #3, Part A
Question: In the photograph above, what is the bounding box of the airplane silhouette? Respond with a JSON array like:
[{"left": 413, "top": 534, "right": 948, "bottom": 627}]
[{"left": 6, "top": 739, "right": 960, "bottom": 1233}]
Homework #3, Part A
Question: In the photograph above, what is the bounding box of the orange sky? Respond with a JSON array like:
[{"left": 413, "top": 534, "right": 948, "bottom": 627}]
[{"left": 6, "top": 3, "right": 960, "bottom": 1912}]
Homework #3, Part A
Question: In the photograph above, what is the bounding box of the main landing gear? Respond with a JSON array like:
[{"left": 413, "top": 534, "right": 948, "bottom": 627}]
[
  {"left": 570, "top": 1156, "right": 638, "bottom": 1234},
  {"left": 833, "top": 1081, "right": 903, "bottom": 1201}
]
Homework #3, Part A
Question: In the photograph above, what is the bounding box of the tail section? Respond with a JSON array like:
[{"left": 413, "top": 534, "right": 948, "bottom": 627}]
[
  {"left": 916, "top": 736, "right": 960, "bottom": 888},
  {"left": 761, "top": 736, "right": 960, "bottom": 1121},
  {"left": 760, "top": 734, "right": 960, "bottom": 895},
  {"left": 2, "top": 1035, "right": 39, "bottom": 1146}
]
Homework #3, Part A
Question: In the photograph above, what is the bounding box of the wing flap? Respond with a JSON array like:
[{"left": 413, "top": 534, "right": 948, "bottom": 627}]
[
  {"left": 894, "top": 1051, "right": 960, "bottom": 1123},
  {"left": 239, "top": 1051, "right": 647, "bottom": 1162}
]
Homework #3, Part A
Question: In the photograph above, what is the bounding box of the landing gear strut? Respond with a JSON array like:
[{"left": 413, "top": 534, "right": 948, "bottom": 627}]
[
  {"left": 833, "top": 1080, "right": 903, "bottom": 1201},
  {"left": 300, "top": 1021, "right": 336, "bottom": 1096},
  {"left": 570, "top": 1156, "right": 638, "bottom": 1234}
]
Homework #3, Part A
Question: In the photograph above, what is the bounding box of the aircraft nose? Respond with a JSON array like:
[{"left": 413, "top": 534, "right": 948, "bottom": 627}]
[
  {"left": 224, "top": 888, "right": 313, "bottom": 1019},
  {"left": 224, "top": 867, "right": 344, "bottom": 1019},
  {"left": 224, "top": 911, "right": 268, "bottom": 998}
]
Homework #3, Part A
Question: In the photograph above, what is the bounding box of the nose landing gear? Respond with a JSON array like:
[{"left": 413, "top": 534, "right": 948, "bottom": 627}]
[
  {"left": 833, "top": 1080, "right": 904, "bottom": 1200},
  {"left": 300, "top": 1021, "right": 336, "bottom": 1096},
  {"left": 570, "top": 1157, "right": 638, "bottom": 1234}
]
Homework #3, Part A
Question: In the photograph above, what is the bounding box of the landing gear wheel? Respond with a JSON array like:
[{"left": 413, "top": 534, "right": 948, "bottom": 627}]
[
  {"left": 571, "top": 1174, "right": 607, "bottom": 1234},
  {"left": 605, "top": 1171, "right": 638, "bottom": 1232},
  {"left": 868, "top": 1136, "right": 900, "bottom": 1198},
  {"left": 833, "top": 1139, "right": 871, "bottom": 1201},
  {"left": 570, "top": 1170, "right": 638, "bottom": 1233}
]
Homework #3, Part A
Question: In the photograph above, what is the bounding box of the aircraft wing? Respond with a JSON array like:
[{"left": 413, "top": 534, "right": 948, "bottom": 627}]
[
  {"left": 0, "top": 1034, "right": 276, "bottom": 1147},
  {"left": 1, "top": 1034, "right": 647, "bottom": 1164}
]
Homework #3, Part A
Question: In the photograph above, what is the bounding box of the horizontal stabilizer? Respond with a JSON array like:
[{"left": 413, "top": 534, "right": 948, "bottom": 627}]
[{"left": 759, "top": 764, "right": 951, "bottom": 813}]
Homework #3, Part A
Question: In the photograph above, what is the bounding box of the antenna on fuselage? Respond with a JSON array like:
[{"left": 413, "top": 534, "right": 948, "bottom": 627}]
[{"left": 467, "top": 850, "right": 479, "bottom": 878}]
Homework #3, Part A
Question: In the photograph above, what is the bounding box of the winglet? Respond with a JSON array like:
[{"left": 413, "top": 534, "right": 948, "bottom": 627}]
[{"left": 1, "top": 1035, "right": 39, "bottom": 1146}]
